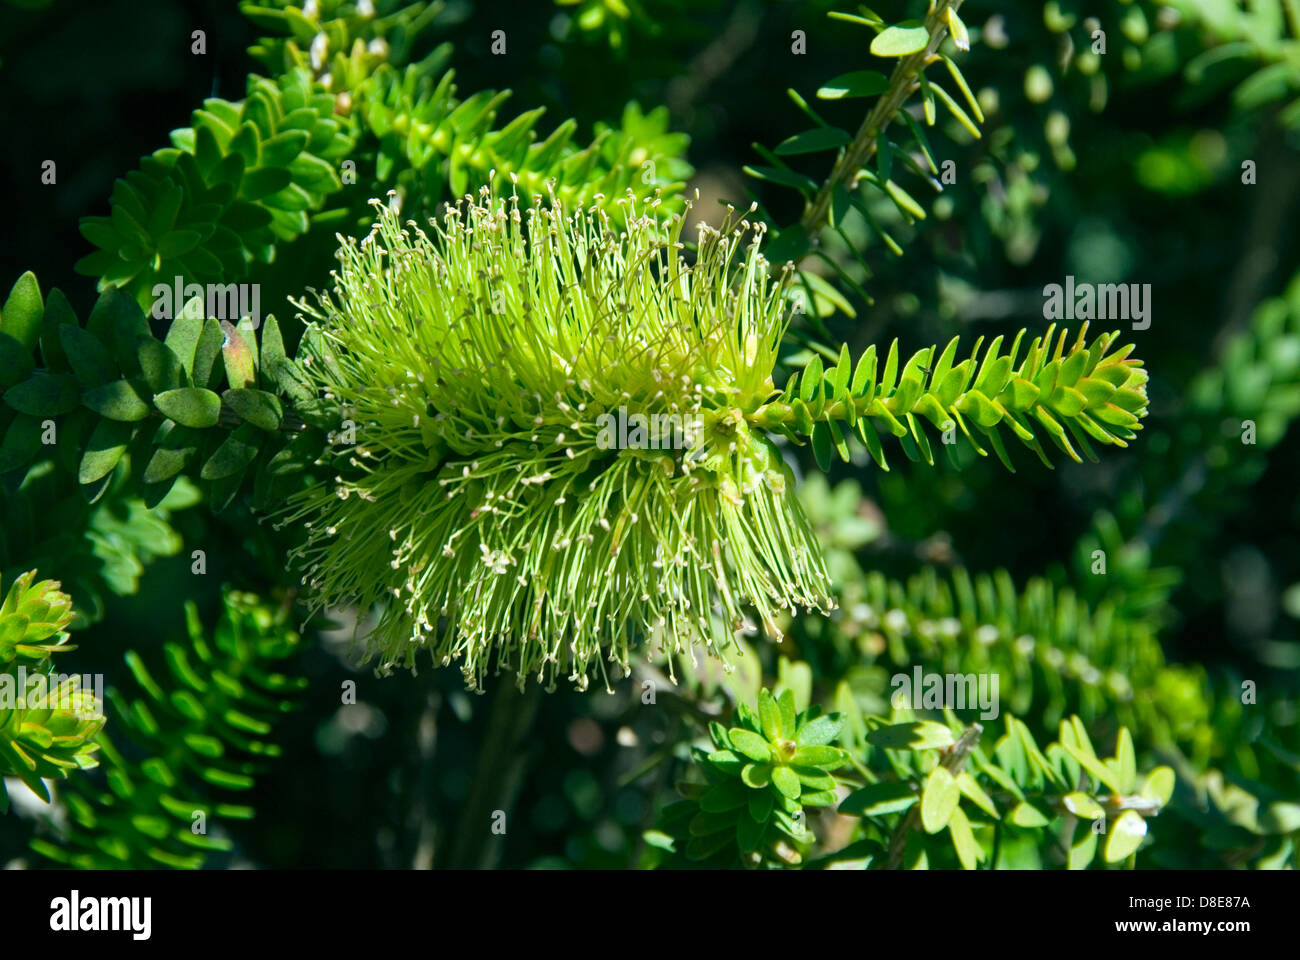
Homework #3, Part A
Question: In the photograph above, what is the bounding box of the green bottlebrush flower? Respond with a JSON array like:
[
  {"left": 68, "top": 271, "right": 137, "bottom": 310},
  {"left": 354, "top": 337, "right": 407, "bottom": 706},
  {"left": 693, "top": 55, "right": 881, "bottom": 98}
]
[{"left": 281, "top": 186, "right": 835, "bottom": 690}]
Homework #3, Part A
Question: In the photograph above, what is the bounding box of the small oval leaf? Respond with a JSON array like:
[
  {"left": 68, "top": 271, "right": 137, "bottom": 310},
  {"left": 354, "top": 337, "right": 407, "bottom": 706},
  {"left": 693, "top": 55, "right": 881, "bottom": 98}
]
[{"left": 871, "top": 22, "right": 931, "bottom": 57}]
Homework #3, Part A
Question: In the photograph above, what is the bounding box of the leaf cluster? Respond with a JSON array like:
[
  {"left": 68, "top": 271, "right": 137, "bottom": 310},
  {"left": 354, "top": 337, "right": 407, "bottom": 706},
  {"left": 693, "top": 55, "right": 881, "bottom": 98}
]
[
  {"left": 754, "top": 323, "right": 1149, "bottom": 472},
  {"left": 0, "top": 272, "right": 322, "bottom": 512},
  {"left": 30, "top": 588, "right": 305, "bottom": 868}
]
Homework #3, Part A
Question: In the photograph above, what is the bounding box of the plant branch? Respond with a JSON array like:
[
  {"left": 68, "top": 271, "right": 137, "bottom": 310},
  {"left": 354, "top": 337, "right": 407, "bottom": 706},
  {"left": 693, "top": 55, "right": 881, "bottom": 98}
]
[
  {"left": 885, "top": 721, "right": 982, "bottom": 869},
  {"left": 799, "top": 0, "right": 964, "bottom": 240}
]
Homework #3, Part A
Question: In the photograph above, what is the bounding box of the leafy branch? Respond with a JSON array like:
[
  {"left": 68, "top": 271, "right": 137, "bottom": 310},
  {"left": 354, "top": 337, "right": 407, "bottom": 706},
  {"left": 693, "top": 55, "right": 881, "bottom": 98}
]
[
  {"left": 30, "top": 588, "right": 306, "bottom": 868},
  {"left": 799, "top": 0, "right": 975, "bottom": 237},
  {"left": 882, "top": 718, "right": 980, "bottom": 868},
  {"left": 0, "top": 272, "right": 323, "bottom": 512},
  {"left": 748, "top": 0, "right": 985, "bottom": 312},
  {"left": 74, "top": 2, "right": 693, "bottom": 310},
  {"left": 751, "top": 323, "right": 1148, "bottom": 472},
  {"left": 649, "top": 686, "right": 1175, "bottom": 870}
]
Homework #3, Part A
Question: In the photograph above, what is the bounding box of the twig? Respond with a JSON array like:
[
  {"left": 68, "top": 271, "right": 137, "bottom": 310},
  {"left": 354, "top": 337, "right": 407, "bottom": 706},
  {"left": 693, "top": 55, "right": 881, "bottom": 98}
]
[{"left": 799, "top": 0, "right": 965, "bottom": 240}]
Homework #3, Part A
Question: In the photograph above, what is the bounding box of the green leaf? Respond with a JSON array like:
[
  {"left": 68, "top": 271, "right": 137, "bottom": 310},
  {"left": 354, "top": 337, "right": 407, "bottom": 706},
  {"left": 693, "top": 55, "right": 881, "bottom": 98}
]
[
  {"left": 0, "top": 414, "right": 41, "bottom": 473},
  {"left": 776, "top": 689, "right": 796, "bottom": 736},
  {"left": 5, "top": 373, "right": 79, "bottom": 416},
  {"left": 811, "top": 420, "right": 833, "bottom": 472},
  {"left": 222, "top": 388, "right": 282, "bottom": 431},
  {"left": 700, "top": 780, "right": 749, "bottom": 813},
  {"left": 955, "top": 772, "right": 998, "bottom": 818},
  {"left": 1104, "top": 810, "right": 1147, "bottom": 862},
  {"left": 793, "top": 766, "right": 837, "bottom": 792},
  {"left": 258, "top": 129, "right": 310, "bottom": 168},
  {"left": 1110, "top": 727, "right": 1137, "bottom": 794},
  {"left": 708, "top": 721, "right": 731, "bottom": 751},
  {"left": 82, "top": 379, "right": 151, "bottom": 422},
  {"left": 1062, "top": 738, "right": 1122, "bottom": 794},
  {"left": 796, "top": 714, "right": 843, "bottom": 747},
  {"left": 930, "top": 82, "right": 982, "bottom": 138},
  {"left": 1068, "top": 823, "right": 1098, "bottom": 870},
  {"left": 736, "top": 808, "right": 766, "bottom": 852},
  {"left": 139, "top": 339, "right": 183, "bottom": 394},
  {"left": 1008, "top": 802, "right": 1050, "bottom": 828},
  {"left": 1062, "top": 792, "right": 1104, "bottom": 820},
  {"left": 706, "top": 748, "right": 745, "bottom": 775},
  {"left": 156, "top": 230, "right": 203, "bottom": 259},
  {"left": 200, "top": 424, "right": 260, "bottom": 480},
  {"left": 0, "top": 332, "right": 34, "bottom": 388},
  {"left": 743, "top": 165, "right": 818, "bottom": 196},
  {"left": 793, "top": 745, "right": 847, "bottom": 769},
  {"left": 259, "top": 315, "right": 293, "bottom": 393},
  {"left": 839, "top": 781, "right": 917, "bottom": 817},
  {"left": 827, "top": 418, "right": 851, "bottom": 462},
  {"left": 143, "top": 436, "right": 198, "bottom": 484},
  {"left": 774, "top": 127, "right": 852, "bottom": 155},
  {"left": 31, "top": 298, "right": 85, "bottom": 373},
  {"left": 868, "top": 721, "right": 955, "bottom": 751},
  {"left": 801, "top": 789, "right": 838, "bottom": 807},
  {"left": 1139, "top": 766, "right": 1175, "bottom": 807},
  {"left": 757, "top": 687, "right": 782, "bottom": 740},
  {"left": 945, "top": 7, "right": 970, "bottom": 52},
  {"left": 88, "top": 290, "right": 149, "bottom": 375},
  {"left": 1260, "top": 802, "right": 1300, "bottom": 834},
  {"left": 948, "top": 805, "right": 982, "bottom": 869},
  {"left": 1001, "top": 377, "right": 1040, "bottom": 411},
  {"left": 240, "top": 167, "right": 292, "bottom": 201},
  {"left": 154, "top": 387, "right": 222, "bottom": 429},
  {"left": 817, "top": 70, "right": 890, "bottom": 99},
  {"left": 689, "top": 810, "right": 733, "bottom": 837},
  {"left": 164, "top": 304, "right": 205, "bottom": 377},
  {"left": 221, "top": 322, "right": 256, "bottom": 389},
  {"left": 871, "top": 22, "right": 931, "bottom": 57},
  {"left": 920, "top": 766, "right": 959, "bottom": 833},
  {"left": 882, "top": 178, "right": 926, "bottom": 221},
  {"left": 79, "top": 417, "right": 134, "bottom": 484},
  {"left": 764, "top": 224, "right": 810, "bottom": 264},
  {"left": 58, "top": 324, "right": 116, "bottom": 387},
  {"left": 192, "top": 319, "right": 225, "bottom": 389},
  {"left": 741, "top": 763, "right": 772, "bottom": 789},
  {"left": 941, "top": 55, "right": 984, "bottom": 122},
  {"left": 1, "top": 271, "right": 44, "bottom": 351},
  {"left": 800, "top": 354, "right": 823, "bottom": 403},
  {"left": 728, "top": 728, "right": 772, "bottom": 763},
  {"left": 227, "top": 122, "right": 260, "bottom": 167},
  {"left": 770, "top": 765, "right": 801, "bottom": 800}
]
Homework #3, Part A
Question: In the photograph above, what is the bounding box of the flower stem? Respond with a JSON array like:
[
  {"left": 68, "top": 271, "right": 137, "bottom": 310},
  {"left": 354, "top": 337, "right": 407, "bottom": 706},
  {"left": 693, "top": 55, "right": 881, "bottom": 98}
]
[{"left": 445, "top": 678, "right": 542, "bottom": 869}]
